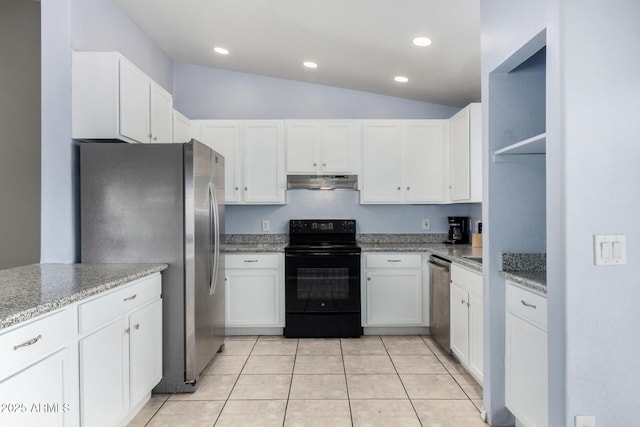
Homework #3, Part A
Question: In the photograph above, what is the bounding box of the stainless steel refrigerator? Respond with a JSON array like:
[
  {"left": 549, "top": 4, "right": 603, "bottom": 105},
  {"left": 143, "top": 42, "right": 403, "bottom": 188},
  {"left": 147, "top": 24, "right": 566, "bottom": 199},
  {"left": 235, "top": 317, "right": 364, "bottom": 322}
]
[{"left": 80, "top": 139, "right": 225, "bottom": 393}]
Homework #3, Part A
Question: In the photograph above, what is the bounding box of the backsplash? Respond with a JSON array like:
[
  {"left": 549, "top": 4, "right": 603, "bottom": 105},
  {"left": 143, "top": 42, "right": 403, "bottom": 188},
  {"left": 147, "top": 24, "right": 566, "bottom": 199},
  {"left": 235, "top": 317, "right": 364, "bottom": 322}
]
[
  {"left": 357, "top": 233, "right": 448, "bottom": 243},
  {"left": 225, "top": 190, "right": 481, "bottom": 234}
]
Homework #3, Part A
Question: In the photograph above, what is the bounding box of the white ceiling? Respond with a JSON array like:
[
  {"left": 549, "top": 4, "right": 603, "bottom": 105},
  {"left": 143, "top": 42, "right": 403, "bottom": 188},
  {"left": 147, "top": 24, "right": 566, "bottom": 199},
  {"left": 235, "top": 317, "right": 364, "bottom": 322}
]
[{"left": 115, "top": 0, "right": 481, "bottom": 107}]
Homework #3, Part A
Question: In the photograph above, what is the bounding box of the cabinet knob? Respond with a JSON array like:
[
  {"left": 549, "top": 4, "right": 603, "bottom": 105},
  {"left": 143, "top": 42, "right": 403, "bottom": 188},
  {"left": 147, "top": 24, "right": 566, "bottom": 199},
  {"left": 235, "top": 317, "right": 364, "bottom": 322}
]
[
  {"left": 134, "top": 323, "right": 140, "bottom": 330},
  {"left": 367, "top": 277, "right": 371, "bottom": 281},
  {"left": 323, "top": 163, "right": 326, "bottom": 167},
  {"left": 244, "top": 187, "right": 248, "bottom": 191},
  {"left": 235, "top": 187, "right": 239, "bottom": 191},
  {"left": 313, "top": 163, "right": 317, "bottom": 167},
  {"left": 397, "top": 187, "right": 401, "bottom": 190},
  {"left": 407, "top": 186, "right": 410, "bottom": 190},
  {"left": 153, "top": 136, "right": 158, "bottom": 141},
  {"left": 148, "top": 134, "right": 152, "bottom": 138},
  {"left": 125, "top": 327, "right": 131, "bottom": 334},
  {"left": 461, "top": 299, "right": 466, "bottom": 304}
]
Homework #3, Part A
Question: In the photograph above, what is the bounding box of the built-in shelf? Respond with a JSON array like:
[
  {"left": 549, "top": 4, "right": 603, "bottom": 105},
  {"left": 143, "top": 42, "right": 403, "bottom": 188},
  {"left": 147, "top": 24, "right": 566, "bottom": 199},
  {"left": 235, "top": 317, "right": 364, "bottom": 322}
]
[{"left": 494, "top": 132, "right": 546, "bottom": 156}]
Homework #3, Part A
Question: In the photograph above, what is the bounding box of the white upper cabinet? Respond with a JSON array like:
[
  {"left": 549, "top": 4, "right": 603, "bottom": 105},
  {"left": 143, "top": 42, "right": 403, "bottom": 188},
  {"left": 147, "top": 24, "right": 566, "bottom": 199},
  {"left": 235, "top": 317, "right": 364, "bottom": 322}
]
[
  {"left": 243, "top": 121, "right": 286, "bottom": 204},
  {"left": 449, "top": 103, "right": 482, "bottom": 202},
  {"left": 172, "top": 110, "right": 192, "bottom": 143},
  {"left": 72, "top": 51, "right": 173, "bottom": 144},
  {"left": 405, "top": 120, "right": 448, "bottom": 203},
  {"left": 195, "top": 120, "right": 242, "bottom": 203},
  {"left": 193, "top": 120, "right": 285, "bottom": 204},
  {"left": 361, "top": 120, "right": 448, "bottom": 204},
  {"left": 286, "top": 120, "right": 357, "bottom": 174}
]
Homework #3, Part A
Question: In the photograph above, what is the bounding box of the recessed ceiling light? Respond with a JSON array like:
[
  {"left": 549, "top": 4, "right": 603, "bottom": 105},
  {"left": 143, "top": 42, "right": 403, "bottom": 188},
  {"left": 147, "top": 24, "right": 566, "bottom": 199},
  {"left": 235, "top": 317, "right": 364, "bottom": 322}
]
[
  {"left": 303, "top": 61, "right": 318, "bottom": 69},
  {"left": 213, "top": 47, "right": 229, "bottom": 55},
  {"left": 413, "top": 36, "right": 432, "bottom": 47},
  {"left": 394, "top": 76, "right": 409, "bottom": 83}
]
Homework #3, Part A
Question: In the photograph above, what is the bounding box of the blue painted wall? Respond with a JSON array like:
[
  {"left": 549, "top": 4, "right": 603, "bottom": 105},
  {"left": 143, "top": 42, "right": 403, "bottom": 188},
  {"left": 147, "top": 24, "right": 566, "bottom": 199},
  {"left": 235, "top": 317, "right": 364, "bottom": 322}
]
[
  {"left": 174, "top": 62, "right": 460, "bottom": 120},
  {"left": 227, "top": 190, "right": 477, "bottom": 234}
]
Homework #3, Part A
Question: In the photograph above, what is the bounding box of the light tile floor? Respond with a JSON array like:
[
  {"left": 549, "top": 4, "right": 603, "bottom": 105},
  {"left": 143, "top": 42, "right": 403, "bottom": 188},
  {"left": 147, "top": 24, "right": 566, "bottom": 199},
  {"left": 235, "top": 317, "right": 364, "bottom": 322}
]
[{"left": 128, "top": 335, "right": 486, "bottom": 427}]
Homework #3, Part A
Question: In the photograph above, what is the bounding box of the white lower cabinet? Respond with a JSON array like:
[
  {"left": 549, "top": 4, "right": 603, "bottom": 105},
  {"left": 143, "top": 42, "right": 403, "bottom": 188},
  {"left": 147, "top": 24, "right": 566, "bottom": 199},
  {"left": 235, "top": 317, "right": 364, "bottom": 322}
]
[
  {"left": 505, "top": 281, "right": 548, "bottom": 427},
  {"left": 225, "top": 253, "right": 284, "bottom": 327},
  {"left": 364, "top": 253, "right": 424, "bottom": 326},
  {"left": 0, "top": 310, "right": 77, "bottom": 427},
  {"left": 78, "top": 274, "right": 163, "bottom": 427},
  {"left": 450, "top": 263, "right": 483, "bottom": 384}
]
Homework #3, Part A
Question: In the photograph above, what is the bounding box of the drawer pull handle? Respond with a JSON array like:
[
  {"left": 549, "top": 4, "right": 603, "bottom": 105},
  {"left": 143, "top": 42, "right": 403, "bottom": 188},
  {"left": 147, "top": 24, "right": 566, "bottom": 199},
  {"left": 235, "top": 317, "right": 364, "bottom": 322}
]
[
  {"left": 521, "top": 300, "right": 537, "bottom": 309},
  {"left": 14, "top": 334, "right": 42, "bottom": 350},
  {"left": 123, "top": 294, "right": 137, "bottom": 301},
  {"left": 387, "top": 259, "right": 401, "bottom": 263},
  {"left": 244, "top": 259, "right": 259, "bottom": 263}
]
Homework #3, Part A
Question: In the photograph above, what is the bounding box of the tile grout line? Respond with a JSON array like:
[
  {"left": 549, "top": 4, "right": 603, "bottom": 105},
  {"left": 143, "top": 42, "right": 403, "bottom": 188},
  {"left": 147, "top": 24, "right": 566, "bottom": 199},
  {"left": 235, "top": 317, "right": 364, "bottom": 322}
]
[
  {"left": 212, "top": 336, "right": 259, "bottom": 426},
  {"left": 142, "top": 396, "right": 168, "bottom": 427},
  {"left": 382, "top": 336, "right": 425, "bottom": 427},
  {"left": 281, "top": 337, "right": 299, "bottom": 427},
  {"left": 339, "top": 338, "right": 355, "bottom": 427}
]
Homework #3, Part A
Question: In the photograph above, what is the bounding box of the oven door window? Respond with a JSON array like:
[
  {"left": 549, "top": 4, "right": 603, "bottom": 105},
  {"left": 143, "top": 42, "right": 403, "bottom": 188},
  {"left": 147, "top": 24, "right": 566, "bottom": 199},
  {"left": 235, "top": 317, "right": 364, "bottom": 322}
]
[{"left": 286, "top": 253, "right": 360, "bottom": 313}]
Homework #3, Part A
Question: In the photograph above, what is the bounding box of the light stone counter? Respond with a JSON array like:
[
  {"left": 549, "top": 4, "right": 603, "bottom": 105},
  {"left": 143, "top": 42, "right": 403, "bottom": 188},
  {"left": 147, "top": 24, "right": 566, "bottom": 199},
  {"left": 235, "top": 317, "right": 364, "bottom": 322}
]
[{"left": 0, "top": 263, "right": 167, "bottom": 330}]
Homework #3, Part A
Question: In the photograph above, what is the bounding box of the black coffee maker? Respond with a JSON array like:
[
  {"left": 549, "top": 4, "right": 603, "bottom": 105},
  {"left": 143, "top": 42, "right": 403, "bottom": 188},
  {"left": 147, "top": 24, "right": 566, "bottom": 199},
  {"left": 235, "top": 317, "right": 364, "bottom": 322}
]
[{"left": 446, "top": 216, "right": 469, "bottom": 244}]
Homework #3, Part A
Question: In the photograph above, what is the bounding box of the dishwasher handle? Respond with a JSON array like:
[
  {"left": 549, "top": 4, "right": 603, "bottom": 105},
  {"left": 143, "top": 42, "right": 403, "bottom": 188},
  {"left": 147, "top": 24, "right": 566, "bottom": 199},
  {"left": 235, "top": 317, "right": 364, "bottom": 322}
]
[{"left": 428, "top": 256, "right": 451, "bottom": 272}]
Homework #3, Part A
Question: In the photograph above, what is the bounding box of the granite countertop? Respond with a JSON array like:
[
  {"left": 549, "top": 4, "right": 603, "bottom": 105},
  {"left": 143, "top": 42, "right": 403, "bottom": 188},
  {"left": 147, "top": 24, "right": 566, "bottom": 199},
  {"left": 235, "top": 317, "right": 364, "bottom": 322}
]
[
  {"left": 500, "top": 253, "right": 547, "bottom": 295},
  {"left": 223, "top": 233, "right": 483, "bottom": 272},
  {"left": 0, "top": 263, "right": 168, "bottom": 330}
]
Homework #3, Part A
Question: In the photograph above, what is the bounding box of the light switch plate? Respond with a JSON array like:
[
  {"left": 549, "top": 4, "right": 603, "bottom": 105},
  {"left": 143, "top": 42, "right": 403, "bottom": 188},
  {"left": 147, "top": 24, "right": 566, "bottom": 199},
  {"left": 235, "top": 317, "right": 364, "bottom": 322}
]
[
  {"left": 594, "top": 235, "right": 626, "bottom": 265},
  {"left": 262, "top": 219, "right": 270, "bottom": 232},
  {"left": 422, "top": 218, "right": 430, "bottom": 230}
]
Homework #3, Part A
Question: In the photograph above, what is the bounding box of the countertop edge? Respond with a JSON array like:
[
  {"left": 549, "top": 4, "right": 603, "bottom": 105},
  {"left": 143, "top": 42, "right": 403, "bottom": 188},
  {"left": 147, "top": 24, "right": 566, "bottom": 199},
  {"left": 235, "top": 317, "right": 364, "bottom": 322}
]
[
  {"left": 0, "top": 264, "right": 168, "bottom": 331},
  {"left": 502, "top": 271, "right": 547, "bottom": 296}
]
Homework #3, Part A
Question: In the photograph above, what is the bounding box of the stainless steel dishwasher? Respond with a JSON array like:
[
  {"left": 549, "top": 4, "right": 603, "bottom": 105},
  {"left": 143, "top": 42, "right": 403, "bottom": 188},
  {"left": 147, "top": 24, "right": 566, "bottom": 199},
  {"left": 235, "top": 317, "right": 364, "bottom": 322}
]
[{"left": 429, "top": 255, "right": 451, "bottom": 352}]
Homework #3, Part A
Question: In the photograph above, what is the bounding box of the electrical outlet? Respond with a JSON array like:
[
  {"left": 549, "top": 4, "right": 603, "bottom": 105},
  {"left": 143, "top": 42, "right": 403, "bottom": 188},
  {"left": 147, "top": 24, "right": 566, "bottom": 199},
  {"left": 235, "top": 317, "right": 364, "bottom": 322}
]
[
  {"left": 422, "top": 218, "right": 430, "bottom": 230},
  {"left": 261, "top": 220, "right": 270, "bottom": 232},
  {"left": 575, "top": 415, "right": 596, "bottom": 427}
]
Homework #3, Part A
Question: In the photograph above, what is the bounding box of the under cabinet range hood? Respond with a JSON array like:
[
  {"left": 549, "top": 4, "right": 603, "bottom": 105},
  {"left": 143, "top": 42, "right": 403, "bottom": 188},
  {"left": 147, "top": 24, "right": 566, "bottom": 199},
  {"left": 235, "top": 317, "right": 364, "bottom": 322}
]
[{"left": 287, "top": 174, "right": 358, "bottom": 191}]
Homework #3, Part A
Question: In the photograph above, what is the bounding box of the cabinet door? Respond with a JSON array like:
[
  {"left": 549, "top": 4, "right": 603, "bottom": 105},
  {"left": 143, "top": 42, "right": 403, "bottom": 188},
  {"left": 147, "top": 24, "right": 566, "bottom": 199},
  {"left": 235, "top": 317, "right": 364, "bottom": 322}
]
[
  {"left": 505, "top": 312, "right": 548, "bottom": 427},
  {"left": 450, "top": 107, "right": 471, "bottom": 201},
  {"left": 226, "top": 269, "right": 281, "bottom": 326},
  {"left": 129, "top": 299, "right": 162, "bottom": 406},
  {"left": 468, "top": 293, "right": 483, "bottom": 384},
  {"left": 405, "top": 121, "right": 447, "bottom": 202},
  {"left": 119, "top": 59, "right": 150, "bottom": 144},
  {"left": 286, "top": 121, "right": 318, "bottom": 174},
  {"left": 0, "top": 348, "right": 75, "bottom": 427},
  {"left": 173, "top": 110, "right": 191, "bottom": 143},
  {"left": 320, "top": 121, "right": 356, "bottom": 173},
  {"left": 449, "top": 282, "right": 469, "bottom": 365},
  {"left": 243, "top": 121, "right": 285, "bottom": 204},
  {"left": 150, "top": 83, "right": 173, "bottom": 143},
  {"left": 196, "top": 121, "right": 242, "bottom": 203},
  {"left": 79, "top": 317, "right": 128, "bottom": 427},
  {"left": 366, "top": 269, "right": 422, "bottom": 325},
  {"left": 361, "top": 121, "right": 403, "bottom": 203}
]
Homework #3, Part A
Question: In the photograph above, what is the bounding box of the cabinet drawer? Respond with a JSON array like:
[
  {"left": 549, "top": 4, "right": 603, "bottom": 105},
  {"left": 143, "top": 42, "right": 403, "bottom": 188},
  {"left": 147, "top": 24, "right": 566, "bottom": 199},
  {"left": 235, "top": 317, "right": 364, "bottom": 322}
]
[
  {"left": 366, "top": 253, "right": 422, "bottom": 269},
  {"left": 78, "top": 274, "right": 161, "bottom": 334},
  {"left": 0, "top": 309, "right": 73, "bottom": 376},
  {"left": 506, "top": 281, "right": 547, "bottom": 331},
  {"left": 451, "top": 263, "right": 483, "bottom": 297},
  {"left": 227, "top": 253, "right": 280, "bottom": 269}
]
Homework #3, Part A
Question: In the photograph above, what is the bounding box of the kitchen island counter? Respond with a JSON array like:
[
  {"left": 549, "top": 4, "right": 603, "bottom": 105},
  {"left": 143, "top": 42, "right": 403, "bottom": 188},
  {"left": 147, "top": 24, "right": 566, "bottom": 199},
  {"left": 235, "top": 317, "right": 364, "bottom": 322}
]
[{"left": 0, "top": 263, "right": 167, "bottom": 330}]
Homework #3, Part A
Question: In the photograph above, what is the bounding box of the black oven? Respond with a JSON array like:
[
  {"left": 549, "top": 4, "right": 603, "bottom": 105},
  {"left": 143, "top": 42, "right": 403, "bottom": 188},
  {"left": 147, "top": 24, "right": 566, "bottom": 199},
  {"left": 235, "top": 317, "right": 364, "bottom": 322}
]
[{"left": 284, "top": 220, "right": 362, "bottom": 338}]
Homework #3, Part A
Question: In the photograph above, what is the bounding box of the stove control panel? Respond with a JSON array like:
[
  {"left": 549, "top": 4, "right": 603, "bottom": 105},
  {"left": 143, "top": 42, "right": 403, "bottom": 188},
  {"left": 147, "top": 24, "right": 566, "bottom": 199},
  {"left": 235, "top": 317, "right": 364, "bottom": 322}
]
[{"left": 290, "top": 219, "right": 356, "bottom": 234}]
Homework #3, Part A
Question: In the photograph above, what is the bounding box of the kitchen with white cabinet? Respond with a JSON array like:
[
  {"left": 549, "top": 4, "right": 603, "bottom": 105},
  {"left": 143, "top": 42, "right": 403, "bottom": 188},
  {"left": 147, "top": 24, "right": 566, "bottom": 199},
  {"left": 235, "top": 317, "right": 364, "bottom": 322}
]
[{"left": 3, "top": 0, "right": 637, "bottom": 425}]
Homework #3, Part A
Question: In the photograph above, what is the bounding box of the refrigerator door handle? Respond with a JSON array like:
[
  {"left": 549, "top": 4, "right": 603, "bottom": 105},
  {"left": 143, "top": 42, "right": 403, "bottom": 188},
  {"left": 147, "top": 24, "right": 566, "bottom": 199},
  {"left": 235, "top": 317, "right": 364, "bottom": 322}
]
[{"left": 209, "top": 182, "right": 220, "bottom": 295}]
